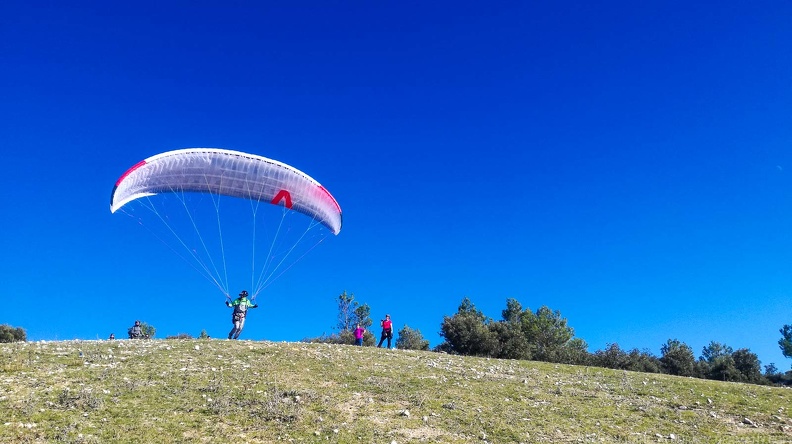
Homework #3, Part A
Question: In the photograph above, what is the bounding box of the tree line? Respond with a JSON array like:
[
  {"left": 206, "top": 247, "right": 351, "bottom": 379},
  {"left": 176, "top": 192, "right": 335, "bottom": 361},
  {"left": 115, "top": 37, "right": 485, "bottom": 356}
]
[
  {"left": 305, "top": 293, "right": 792, "bottom": 387},
  {"left": 3, "top": 293, "right": 791, "bottom": 387},
  {"left": 438, "top": 297, "right": 792, "bottom": 386}
]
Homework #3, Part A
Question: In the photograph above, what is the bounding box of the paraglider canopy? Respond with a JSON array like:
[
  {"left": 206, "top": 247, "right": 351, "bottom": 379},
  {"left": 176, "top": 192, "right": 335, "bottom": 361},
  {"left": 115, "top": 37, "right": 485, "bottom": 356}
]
[
  {"left": 110, "top": 148, "right": 342, "bottom": 234},
  {"left": 110, "top": 148, "right": 342, "bottom": 298}
]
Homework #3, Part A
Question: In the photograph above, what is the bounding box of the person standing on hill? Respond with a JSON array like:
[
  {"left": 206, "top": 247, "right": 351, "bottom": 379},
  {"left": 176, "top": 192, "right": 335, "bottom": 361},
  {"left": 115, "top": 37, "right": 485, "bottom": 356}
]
[
  {"left": 226, "top": 290, "right": 258, "bottom": 340},
  {"left": 353, "top": 323, "right": 366, "bottom": 346},
  {"left": 377, "top": 314, "right": 393, "bottom": 348}
]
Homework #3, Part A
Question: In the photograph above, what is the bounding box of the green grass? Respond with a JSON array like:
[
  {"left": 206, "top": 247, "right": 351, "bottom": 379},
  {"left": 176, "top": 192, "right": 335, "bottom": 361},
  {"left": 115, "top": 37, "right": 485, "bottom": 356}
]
[{"left": 1, "top": 339, "right": 790, "bottom": 443}]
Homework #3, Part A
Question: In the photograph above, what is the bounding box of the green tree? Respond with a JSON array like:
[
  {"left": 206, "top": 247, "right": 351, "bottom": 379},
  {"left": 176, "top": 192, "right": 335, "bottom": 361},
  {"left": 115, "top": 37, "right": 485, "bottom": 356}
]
[
  {"left": 438, "top": 298, "right": 499, "bottom": 357},
  {"left": 625, "top": 348, "right": 661, "bottom": 374},
  {"left": 700, "top": 341, "right": 739, "bottom": 382},
  {"left": 732, "top": 348, "right": 763, "bottom": 383},
  {"left": 140, "top": 322, "right": 156, "bottom": 339},
  {"left": 335, "top": 291, "right": 372, "bottom": 332},
  {"left": 779, "top": 325, "right": 792, "bottom": 363},
  {"left": 592, "top": 343, "right": 659, "bottom": 372},
  {"left": 490, "top": 298, "right": 530, "bottom": 360},
  {"left": 556, "top": 337, "right": 591, "bottom": 365},
  {"left": 501, "top": 298, "right": 524, "bottom": 324},
  {"left": 593, "top": 343, "right": 629, "bottom": 370},
  {"left": 522, "top": 306, "right": 574, "bottom": 362},
  {"left": 0, "top": 324, "right": 26, "bottom": 343},
  {"left": 660, "top": 339, "right": 696, "bottom": 377},
  {"left": 489, "top": 321, "right": 530, "bottom": 360},
  {"left": 701, "top": 341, "right": 732, "bottom": 362},
  {"left": 353, "top": 303, "right": 373, "bottom": 331},
  {"left": 395, "top": 325, "right": 429, "bottom": 350},
  {"left": 336, "top": 290, "right": 357, "bottom": 332},
  {"left": 199, "top": 329, "right": 210, "bottom": 339}
]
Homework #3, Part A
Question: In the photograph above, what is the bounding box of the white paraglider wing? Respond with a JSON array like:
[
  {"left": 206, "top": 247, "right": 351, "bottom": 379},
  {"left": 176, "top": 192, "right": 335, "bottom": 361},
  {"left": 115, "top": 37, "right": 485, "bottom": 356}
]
[{"left": 110, "top": 148, "right": 342, "bottom": 234}]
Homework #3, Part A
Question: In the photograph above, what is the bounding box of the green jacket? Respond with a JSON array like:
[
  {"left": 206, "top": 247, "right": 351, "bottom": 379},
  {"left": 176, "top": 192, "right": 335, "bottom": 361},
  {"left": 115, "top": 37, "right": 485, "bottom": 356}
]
[{"left": 227, "top": 297, "right": 258, "bottom": 314}]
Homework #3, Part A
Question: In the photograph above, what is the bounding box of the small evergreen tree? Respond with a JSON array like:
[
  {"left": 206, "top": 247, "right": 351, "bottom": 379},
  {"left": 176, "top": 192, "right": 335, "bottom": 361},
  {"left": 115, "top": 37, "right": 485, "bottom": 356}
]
[
  {"left": 493, "top": 299, "right": 531, "bottom": 360},
  {"left": 522, "top": 306, "right": 574, "bottom": 362},
  {"left": 140, "top": 322, "right": 156, "bottom": 339},
  {"left": 199, "top": 329, "right": 210, "bottom": 339},
  {"left": 395, "top": 325, "right": 429, "bottom": 350},
  {"left": 660, "top": 339, "right": 696, "bottom": 377}
]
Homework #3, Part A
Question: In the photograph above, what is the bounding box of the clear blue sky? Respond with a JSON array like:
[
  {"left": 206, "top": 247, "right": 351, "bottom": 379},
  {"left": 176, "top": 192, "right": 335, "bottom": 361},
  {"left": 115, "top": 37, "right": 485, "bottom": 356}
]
[{"left": 1, "top": 1, "right": 790, "bottom": 368}]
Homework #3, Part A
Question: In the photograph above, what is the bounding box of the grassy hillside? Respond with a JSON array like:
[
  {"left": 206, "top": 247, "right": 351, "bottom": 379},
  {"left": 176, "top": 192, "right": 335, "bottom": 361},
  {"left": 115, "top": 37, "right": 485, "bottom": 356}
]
[{"left": 1, "top": 339, "right": 790, "bottom": 443}]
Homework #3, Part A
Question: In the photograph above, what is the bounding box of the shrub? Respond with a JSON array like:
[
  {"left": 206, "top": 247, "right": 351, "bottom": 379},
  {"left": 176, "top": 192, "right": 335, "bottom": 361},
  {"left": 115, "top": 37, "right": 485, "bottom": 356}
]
[
  {"left": 395, "top": 325, "right": 429, "bottom": 350},
  {"left": 166, "top": 333, "right": 194, "bottom": 339},
  {"left": 0, "top": 324, "right": 26, "bottom": 343}
]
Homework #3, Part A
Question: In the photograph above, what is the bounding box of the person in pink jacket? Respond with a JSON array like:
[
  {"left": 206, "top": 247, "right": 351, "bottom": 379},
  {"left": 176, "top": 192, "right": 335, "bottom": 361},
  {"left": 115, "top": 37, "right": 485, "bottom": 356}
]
[
  {"left": 353, "top": 324, "right": 366, "bottom": 346},
  {"left": 377, "top": 314, "right": 393, "bottom": 348}
]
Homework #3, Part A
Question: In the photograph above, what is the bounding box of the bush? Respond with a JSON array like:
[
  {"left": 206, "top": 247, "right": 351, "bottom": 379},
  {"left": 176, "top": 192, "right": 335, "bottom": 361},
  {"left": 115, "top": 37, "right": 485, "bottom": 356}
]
[
  {"left": 166, "top": 333, "right": 194, "bottom": 339},
  {"left": 302, "top": 332, "right": 348, "bottom": 344},
  {"left": 766, "top": 370, "right": 792, "bottom": 386},
  {"left": 140, "top": 322, "right": 156, "bottom": 339},
  {"left": 395, "top": 325, "right": 429, "bottom": 350},
  {"left": 0, "top": 324, "right": 26, "bottom": 343}
]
